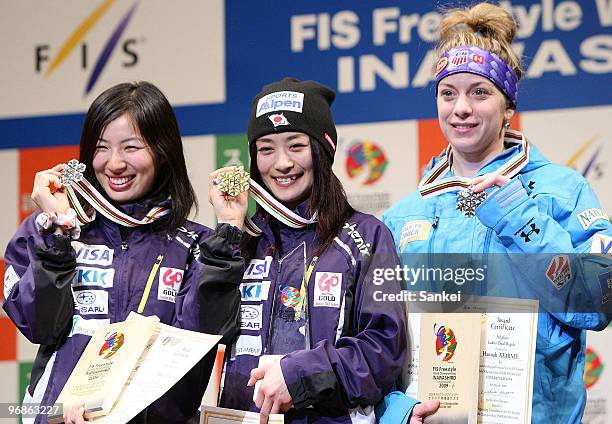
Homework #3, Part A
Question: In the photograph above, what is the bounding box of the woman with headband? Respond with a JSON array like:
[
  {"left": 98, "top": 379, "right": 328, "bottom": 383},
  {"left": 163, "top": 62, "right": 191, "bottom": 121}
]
[
  {"left": 3, "top": 81, "right": 247, "bottom": 423},
  {"left": 217, "top": 77, "right": 437, "bottom": 423},
  {"left": 382, "top": 3, "right": 611, "bottom": 423}
]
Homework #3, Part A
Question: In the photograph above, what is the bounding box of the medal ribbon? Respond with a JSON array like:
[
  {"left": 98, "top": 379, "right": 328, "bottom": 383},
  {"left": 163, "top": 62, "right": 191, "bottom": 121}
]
[
  {"left": 418, "top": 130, "right": 529, "bottom": 198},
  {"left": 244, "top": 179, "right": 318, "bottom": 236},
  {"left": 62, "top": 161, "right": 170, "bottom": 227}
]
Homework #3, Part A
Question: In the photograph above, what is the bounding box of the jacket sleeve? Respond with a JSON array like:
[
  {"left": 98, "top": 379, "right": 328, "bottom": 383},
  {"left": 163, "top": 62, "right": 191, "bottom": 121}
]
[
  {"left": 174, "top": 223, "right": 243, "bottom": 346},
  {"left": 280, "top": 223, "right": 407, "bottom": 410},
  {"left": 476, "top": 177, "right": 612, "bottom": 330},
  {"left": 2, "top": 215, "right": 76, "bottom": 345}
]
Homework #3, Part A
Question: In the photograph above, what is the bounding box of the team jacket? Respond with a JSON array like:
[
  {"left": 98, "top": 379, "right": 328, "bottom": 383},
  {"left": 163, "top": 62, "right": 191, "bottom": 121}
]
[
  {"left": 219, "top": 207, "right": 406, "bottom": 423},
  {"left": 382, "top": 134, "right": 612, "bottom": 424},
  {"left": 3, "top": 202, "right": 243, "bottom": 424}
]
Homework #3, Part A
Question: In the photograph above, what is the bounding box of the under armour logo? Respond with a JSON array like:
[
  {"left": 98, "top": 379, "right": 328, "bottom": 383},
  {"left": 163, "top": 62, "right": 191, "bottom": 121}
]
[
  {"left": 520, "top": 223, "right": 540, "bottom": 242},
  {"left": 527, "top": 181, "right": 535, "bottom": 190}
]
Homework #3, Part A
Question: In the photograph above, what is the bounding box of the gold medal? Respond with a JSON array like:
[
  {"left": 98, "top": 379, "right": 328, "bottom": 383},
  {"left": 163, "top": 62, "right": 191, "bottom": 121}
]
[{"left": 218, "top": 166, "right": 250, "bottom": 197}]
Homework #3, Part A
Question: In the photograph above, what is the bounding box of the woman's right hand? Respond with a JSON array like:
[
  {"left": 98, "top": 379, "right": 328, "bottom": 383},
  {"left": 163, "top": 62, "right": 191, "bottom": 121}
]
[
  {"left": 63, "top": 405, "right": 86, "bottom": 424},
  {"left": 31, "top": 164, "right": 70, "bottom": 218}
]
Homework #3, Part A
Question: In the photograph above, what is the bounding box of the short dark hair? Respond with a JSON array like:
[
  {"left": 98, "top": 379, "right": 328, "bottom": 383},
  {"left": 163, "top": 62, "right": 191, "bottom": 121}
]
[
  {"left": 241, "top": 136, "right": 354, "bottom": 259},
  {"left": 79, "top": 81, "right": 197, "bottom": 230}
]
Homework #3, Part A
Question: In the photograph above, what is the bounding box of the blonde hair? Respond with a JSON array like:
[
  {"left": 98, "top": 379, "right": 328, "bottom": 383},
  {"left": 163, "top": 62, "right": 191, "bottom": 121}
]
[{"left": 438, "top": 2, "right": 523, "bottom": 80}]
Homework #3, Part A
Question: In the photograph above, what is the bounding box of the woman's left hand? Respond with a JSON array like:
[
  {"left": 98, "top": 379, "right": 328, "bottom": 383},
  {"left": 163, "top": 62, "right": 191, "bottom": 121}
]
[
  {"left": 470, "top": 173, "right": 511, "bottom": 193},
  {"left": 209, "top": 166, "right": 249, "bottom": 229},
  {"left": 247, "top": 362, "right": 293, "bottom": 424}
]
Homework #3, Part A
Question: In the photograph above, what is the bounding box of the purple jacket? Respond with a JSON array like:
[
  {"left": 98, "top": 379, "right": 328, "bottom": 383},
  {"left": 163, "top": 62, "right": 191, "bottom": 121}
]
[
  {"left": 3, "top": 205, "right": 243, "bottom": 424},
  {"left": 219, "top": 209, "right": 406, "bottom": 423}
]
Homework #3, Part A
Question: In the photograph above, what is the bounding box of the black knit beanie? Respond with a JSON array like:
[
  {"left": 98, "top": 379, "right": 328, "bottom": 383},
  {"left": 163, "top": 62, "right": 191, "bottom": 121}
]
[{"left": 247, "top": 77, "right": 337, "bottom": 161}]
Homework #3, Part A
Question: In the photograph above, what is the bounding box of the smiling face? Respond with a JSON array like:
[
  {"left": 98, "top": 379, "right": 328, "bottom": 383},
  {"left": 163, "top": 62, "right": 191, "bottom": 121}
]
[
  {"left": 92, "top": 114, "right": 156, "bottom": 204},
  {"left": 437, "top": 73, "right": 514, "bottom": 159},
  {"left": 255, "top": 132, "right": 314, "bottom": 208}
]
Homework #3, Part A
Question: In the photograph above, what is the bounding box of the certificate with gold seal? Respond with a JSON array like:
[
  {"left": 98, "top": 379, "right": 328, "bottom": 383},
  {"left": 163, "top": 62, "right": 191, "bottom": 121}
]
[{"left": 417, "top": 312, "right": 481, "bottom": 424}]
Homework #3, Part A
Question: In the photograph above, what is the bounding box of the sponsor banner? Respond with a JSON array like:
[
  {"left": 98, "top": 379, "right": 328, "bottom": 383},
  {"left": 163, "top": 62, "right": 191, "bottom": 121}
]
[
  {"left": 183, "top": 135, "right": 216, "bottom": 228},
  {"left": 72, "top": 242, "right": 114, "bottom": 266},
  {"left": 240, "top": 304, "right": 263, "bottom": 331},
  {"left": 18, "top": 145, "right": 80, "bottom": 223},
  {"left": 584, "top": 328, "right": 612, "bottom": 423},
  {"left": 216, "top": 134, "right": 257, "bottom": 216},
  {"left": 73, "top": 289, "right": 109, "bottom": 315},
  {"left": 0, "top": 317, "right": 17, "bottom": 361},
  {"left": 521, "top": 105, "right": 612, "bottom": 212},
  {"left": 74, "top": 266, "right": 115, "bottom": 288},
  {"left": 1, "top": 0, "right": 224, "bottom": 118},
  {"left": 234, "top": 335, "right": 262, "bottom": 357},
  {"left": 334, "top": 121, "right": 418, "bottom": 216}
]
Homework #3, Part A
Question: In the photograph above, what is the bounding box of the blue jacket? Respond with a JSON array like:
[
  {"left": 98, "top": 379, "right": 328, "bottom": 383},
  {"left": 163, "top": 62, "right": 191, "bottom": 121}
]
[
  {"left": 219, "top": 207, "right": 406, "bottom": 423},
  {"left": 3, "top": 203, "right": 243, "bottom": 424},
  {"left": 382, "top": 135, "right": 611, "bottom": 423}
]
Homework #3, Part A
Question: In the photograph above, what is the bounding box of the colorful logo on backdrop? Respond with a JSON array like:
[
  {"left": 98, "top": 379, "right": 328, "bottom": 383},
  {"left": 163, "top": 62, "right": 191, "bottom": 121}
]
[
  {"left": 584, "top": 347, "right": 604, "bottom": 389},
  {"left": 434, "top": 324, "right": 457, "bottom": 362},
  {"left": 36, "top": 0, "right": 141, "bottom": 95},
  {"left": 566, "top": 137, "right": 605, "bottom": 181},
  {"left": 346, "top": 141, "right": 388, "bottom": 185},
  {"left": 99, "top": 331, "right": 125, "bottom": 359}
]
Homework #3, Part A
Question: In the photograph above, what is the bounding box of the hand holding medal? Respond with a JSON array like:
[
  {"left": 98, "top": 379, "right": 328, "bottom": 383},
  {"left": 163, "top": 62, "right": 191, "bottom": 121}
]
[{"left": 209, "top": 166, "right": 250, "bottom": 229}]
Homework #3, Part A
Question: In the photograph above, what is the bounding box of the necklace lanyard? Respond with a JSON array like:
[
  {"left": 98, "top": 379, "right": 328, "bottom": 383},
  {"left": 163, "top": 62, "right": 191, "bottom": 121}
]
[
  {"left": 244, "top": 179, "right": 318, "bottom": 236},
  {"left": 294, "top": 256, "right": 318, "bottom": 321},
  {"left": 62, "top": 159, "right": 170, "bottom": 227},
  {"left": 418, "top": 130, "right": 529, "bottom": 198}
]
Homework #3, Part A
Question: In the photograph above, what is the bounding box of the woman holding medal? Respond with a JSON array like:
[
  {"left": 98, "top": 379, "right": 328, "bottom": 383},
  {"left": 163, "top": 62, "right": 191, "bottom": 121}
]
[
  {"left": 216, "top": 77, "right": 437, "bottom": 424},
  {"left": 382, "top": 3, "right": 611, "bottom": 423},
  {"left": 3, "top": 81, "right": 247, "bottom": 423}
]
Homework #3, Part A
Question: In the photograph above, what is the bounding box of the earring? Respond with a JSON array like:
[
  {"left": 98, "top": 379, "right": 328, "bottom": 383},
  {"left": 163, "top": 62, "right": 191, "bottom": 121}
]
[{"left": 503, "top": 119, "right": 510, "bottom": 129}]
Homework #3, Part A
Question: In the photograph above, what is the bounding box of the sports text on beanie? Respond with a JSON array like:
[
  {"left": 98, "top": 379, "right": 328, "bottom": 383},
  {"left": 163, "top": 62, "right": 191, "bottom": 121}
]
[
  {"left": 435, "top": 46, "right": 518, "bottom": 107},
  {"left": 247, "top": 77, "right": 338, "bottom": 161}
]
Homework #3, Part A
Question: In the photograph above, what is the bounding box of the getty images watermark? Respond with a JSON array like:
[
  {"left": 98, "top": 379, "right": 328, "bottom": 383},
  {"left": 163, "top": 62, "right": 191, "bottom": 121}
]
[{"left": 371, "top": 264, "right": 487, "bottom": 302}]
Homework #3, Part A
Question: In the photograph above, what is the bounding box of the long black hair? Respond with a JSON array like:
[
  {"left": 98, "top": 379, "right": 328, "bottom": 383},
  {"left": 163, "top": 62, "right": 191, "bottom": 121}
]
[
  {"left": 241, "top": 136, "right": 354, "bottom": 260},
  {"left": 79, "top": 81, "right": 196, "bottom": 230}
]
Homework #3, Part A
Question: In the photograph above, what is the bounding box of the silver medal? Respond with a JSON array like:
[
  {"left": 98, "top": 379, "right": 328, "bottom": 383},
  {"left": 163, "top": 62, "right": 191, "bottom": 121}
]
[{"left": 456, "top": 185, "right": 487, "bottom": 218}]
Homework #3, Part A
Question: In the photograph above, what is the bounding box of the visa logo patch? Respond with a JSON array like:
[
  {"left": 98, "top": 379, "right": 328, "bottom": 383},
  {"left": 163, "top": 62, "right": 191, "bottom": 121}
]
[
  {"left": 74, "top": 289, "right": 108, "bottom": 315},
  {"left": 74, "top": 266, "right": 115, "bottom": 288},
  {"left": 72, "top": 242, "right": 114, "bottom": 266},
  {"left": 243, "top": 257, "right": 272, "bottom": 280},
  {"left": 240, "top": 281, "right": 270, "bottom": 301}
]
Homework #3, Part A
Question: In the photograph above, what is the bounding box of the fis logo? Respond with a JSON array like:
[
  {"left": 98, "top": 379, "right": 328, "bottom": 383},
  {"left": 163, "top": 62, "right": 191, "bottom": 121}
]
[
  {"left": 34, "top": 0, "right": 142, "bottom": 95},
  {"left": 74, "top": 266, "right": 115, "bottom": 288}
]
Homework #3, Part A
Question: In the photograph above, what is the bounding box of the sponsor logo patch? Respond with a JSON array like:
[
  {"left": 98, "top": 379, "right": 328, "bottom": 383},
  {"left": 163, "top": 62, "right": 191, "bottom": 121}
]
[
  {"left": 72, "top": 242, "right": 114, "bottom": 266},
  {"left": 74, "top": 266, "right": 115, "bottom": 288},
  {"left": 343, "top": 222, "right": 371, "bottom": 256},
  {"left": 578, "top": 208, "right": 609, "bottom": 230},
  {"left": 3, "top": 265, "right": 20, "bottom": 299},
  {"left": 514, "top": 218, "right": 540, "bottom": 243},
  {"left": 268, "top": 113, "right": 290, "bottom": 127},
  {"left": 279, "top": 285, "right": 302, "bottom": 308},
  {"left": 546, "top": 255, "right": 572, "bottom": 289},
  {"left": 240, "top": 281, "right": 270, "bottom": 301},
  {"left": 256, "top": 91, "right": 304, "bottom": 117},
  {"left": 74, "top": 289, "right": 108, "bottom": 315},
  {"left": 435, "top": 57, "right": 448, "bottom": 77},
  {"left": 234, "top": 335, "right": 262, "bottom": 357},
  {"left": 598, "top": 270, "right": 612, "bottom": 304},
  {"left": 313, "top": 272, "right": 342, "bottom": 308},
  {"left": 243, "top": 257, "right": 272, "bottom": 280},
  {"left": 69, "top": 316, "right": 109, "bottom": 338},
  {"left": 400, "top": 220, "right": 432, "bottom": 251},
  {"left": 590, "top": 234, "right": 612, "bottom": 254},
  {"left": 450, "top": 50, "right": 469, "bottom": 66},
  {"left": 157, "top": 267, "right": 184, "bottom": 303},
  {"left": 240, "top": 304, "right": 262, "bottom": 331}
]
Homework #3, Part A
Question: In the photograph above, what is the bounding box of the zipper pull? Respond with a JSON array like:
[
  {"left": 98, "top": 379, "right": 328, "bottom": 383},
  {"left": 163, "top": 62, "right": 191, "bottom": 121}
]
[
  {"left": 121, "top": 241, "right": 128, "bottom": 250},
  {"left": 432, "top": 216, "right": 439, "bottom": 228}
]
